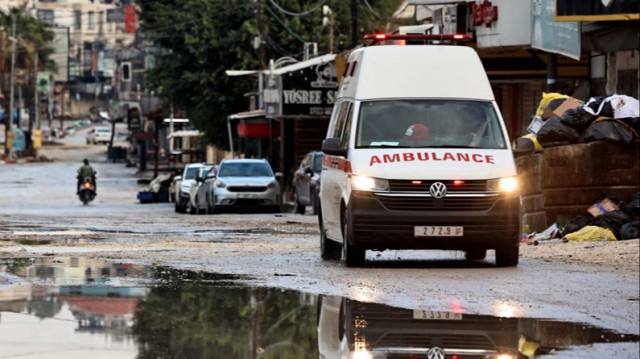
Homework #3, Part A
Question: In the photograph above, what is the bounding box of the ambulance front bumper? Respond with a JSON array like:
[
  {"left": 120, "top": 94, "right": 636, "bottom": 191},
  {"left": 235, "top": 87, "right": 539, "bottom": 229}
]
[{"left": 348, "top": 191, "right": 520, "bottom": 251}]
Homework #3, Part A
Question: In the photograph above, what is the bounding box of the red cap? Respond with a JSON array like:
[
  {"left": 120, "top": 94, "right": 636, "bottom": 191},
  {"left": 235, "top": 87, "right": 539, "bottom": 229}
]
[{"left": 404, "top": 123, "right": 430, "bottom": 140}]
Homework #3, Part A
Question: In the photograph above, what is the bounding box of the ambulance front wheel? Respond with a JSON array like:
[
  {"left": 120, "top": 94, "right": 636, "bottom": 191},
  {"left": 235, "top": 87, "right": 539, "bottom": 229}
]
[
  {"left": 342, "top": 210, "right": 365, "bottom": 267},
  {"left": 495, "top": 246, "right": 519, "bottom": 267}
]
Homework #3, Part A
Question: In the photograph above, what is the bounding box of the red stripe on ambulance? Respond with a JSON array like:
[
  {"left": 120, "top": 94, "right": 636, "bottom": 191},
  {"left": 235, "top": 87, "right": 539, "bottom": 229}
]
[{"left": 323, "top": 155, "right": 352, "bottom": 173}]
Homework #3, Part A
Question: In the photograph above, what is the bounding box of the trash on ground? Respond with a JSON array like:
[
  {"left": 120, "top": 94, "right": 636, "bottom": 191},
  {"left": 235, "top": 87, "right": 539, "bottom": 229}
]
[{"left": 563, "top": 226, "right": 617, "bottom": 242}]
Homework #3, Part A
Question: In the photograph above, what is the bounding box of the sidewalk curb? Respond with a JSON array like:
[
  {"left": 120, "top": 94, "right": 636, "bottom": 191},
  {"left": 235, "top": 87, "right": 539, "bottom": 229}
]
[{"left": 0, "top": 158, "right": 34, "bottom": 165}]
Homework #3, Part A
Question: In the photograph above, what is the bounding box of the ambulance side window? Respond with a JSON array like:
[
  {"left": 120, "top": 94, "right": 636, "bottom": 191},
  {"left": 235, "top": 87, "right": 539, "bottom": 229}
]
[
  {"left": 331, "top": 101, "right": 350, "bottom": 139},
  {"left": 340, "top": 103, "right": 354, "bottom": 149}
]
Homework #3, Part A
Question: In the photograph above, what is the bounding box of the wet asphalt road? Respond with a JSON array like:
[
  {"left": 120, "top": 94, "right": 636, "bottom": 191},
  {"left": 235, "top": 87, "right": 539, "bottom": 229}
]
[{"left": 0, "top": 129, "right": 639, "bottom": 358}]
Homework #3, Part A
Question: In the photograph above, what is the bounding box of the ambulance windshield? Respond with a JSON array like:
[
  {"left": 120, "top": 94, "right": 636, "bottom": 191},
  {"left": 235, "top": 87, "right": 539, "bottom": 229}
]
[{"left": 356, "top": 100, "right": 507, "bottom": 149}]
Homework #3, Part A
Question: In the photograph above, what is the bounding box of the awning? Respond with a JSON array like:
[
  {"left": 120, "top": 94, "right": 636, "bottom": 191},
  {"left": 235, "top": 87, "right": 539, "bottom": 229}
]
[
  {"left": 408, "top": 0, "right": 473, "bottom": 4},
  {"left": 167, "top": 130, "right": 202, "bottom": 139},
  {"left": 271, "top": 54, "right": 336, "bottom": 75},
  {"left": 225, "top": 70, "right": 260, "bottom": 77},
  {"left": 228, "top": 109, "right": 265, "bottom": 120}
]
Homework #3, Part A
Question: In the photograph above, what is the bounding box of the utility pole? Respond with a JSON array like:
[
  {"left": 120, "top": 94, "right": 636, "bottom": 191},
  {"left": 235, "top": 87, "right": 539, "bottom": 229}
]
[
  {"left": 6, "top": 13, "right": 16, "bottom": 155},
  {"left": 350, "top": 0, "right": 358, "bottom": 48},
  {"left": 93, "top": 40, "right": 99, "bottom": 122},
  {"left": 257, "top": 0, "right": 266, "bottom": 70},
  {"left": 546, "top": 54, "right": 558, "bottom": 92},
  {"left": 34, "top": 50, "right": 39, "bottom": 130}
]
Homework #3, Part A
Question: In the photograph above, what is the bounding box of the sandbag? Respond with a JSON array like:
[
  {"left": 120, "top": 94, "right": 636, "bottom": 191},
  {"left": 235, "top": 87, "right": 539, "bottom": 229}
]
[
  {"left": 564, "top": 226, "right": 617, "bottom": 242},
  {"left": 537, "top": 118, "right": 580, "bottom": 147},
  {"left": 579, "top": 119, "right": 636, "bottom": 144},
  {"left": 536, "top": 92, "right": 569, "bottom": 117},
  {"left": 590, "top": 210, "right": 630, "bottom": 239},
  {"left": 609, "top": 95, "right": 640, "bottom": 118},
  {"left": 560, "top": 107, "right": 597, "bottom": 132},
  {"left": 627, "top": 192, "right": 640, "bottom": 216},
  {"left": 561, "top": 215, "right": 591, "bottom": 237},
  {"left": 620, "top": 221, "right": 640, "bottom": 240},
  {"left": 583, "top": 96, "right": 614, "bottom": 118}
]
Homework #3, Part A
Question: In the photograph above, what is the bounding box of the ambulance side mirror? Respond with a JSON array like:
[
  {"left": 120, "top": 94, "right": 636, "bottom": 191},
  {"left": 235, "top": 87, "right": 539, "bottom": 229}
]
[
  {"left": 322, "top": 137, "right": 347, "bottom": 157},
  {"left": 513, "top": 137, "right": 536, "bottom": 158}
]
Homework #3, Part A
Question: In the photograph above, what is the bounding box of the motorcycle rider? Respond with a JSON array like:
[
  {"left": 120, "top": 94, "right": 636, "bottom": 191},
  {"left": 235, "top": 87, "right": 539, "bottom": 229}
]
[{"left": 77, "top": 158, "right": 96, "bottom": 194}]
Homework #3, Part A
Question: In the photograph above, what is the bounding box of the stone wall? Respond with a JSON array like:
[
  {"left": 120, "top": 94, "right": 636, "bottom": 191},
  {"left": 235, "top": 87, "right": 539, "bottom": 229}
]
[{"left": 517, "top": 140, "right": 640, "bottom": 232}]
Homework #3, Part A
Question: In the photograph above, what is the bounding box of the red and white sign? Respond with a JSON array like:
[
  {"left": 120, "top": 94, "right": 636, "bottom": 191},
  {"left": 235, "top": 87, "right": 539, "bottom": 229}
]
[{"left": 473, "top": 0, "right": 498, "bottom": 27}]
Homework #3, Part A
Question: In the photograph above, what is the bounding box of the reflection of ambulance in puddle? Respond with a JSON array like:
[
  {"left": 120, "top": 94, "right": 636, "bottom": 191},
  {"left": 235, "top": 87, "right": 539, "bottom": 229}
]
[
  {"left": 319, "top": 34, "right": 534, "bottom": 267},
  {"left": 317, "top": 295, "right": 519, "bottom": 359}
]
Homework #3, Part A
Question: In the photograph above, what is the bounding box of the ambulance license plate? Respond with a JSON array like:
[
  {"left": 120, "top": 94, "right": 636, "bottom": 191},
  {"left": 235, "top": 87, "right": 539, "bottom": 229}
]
[
  {"left": 414, "top": 226, "right": 463, "bottom": 237},
  {"left": 413, "top": 310, "right": 463, "bottom": 320}
]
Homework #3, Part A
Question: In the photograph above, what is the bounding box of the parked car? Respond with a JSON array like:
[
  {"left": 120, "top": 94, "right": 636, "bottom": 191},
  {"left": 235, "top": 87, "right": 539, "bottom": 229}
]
[
  {"left": 174, "top": 163, "right": 214, "bottom": 213},
  {"left": 86, "top": 127, "right": 112, "bottom": 144},
  {"left": 292, "top": 151, "right": 323, "bottom": 214},
  {"left": 191, "top": 165, "right": 218, "bottom": 214},
  {"left": 211, "top": 159, "right": 281, "bottom": 213}
]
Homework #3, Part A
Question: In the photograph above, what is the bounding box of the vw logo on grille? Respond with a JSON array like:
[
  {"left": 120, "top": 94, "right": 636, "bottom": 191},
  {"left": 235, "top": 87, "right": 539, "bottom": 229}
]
[
  {"left": 427, "top": 347, "right": 445, "bottom": 359},
  {"left": 429, "top": 182, "right": 447, "bottom": 198}
]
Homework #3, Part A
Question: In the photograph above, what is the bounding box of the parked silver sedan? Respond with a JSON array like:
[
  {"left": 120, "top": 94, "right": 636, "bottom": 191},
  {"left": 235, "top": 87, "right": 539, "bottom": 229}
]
[{"left": 210, "top": 159, "right": 281, "bottom": 213}]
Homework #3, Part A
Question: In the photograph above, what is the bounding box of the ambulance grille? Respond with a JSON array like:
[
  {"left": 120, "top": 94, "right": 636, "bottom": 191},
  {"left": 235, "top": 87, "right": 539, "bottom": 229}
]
[
  {"left": 378, "top": 196, "right": 496, "bottom": 211},
  {"left": 388, "top": 180, "right": 487, "bottom": 193},
  {"left": 378, "top": 333, "right": 495, "bottom": 351}
]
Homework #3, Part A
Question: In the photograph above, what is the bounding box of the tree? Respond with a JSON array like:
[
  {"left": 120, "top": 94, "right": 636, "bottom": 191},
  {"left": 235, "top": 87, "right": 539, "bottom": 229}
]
[{"left": 136, "top": 0, "right": 405, "bottom": 150}]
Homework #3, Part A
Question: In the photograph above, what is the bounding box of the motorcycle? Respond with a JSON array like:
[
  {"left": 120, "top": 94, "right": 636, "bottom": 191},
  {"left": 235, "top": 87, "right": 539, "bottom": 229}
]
[{"left": 78, "top": 177, "right": 96, "bottom": 205}]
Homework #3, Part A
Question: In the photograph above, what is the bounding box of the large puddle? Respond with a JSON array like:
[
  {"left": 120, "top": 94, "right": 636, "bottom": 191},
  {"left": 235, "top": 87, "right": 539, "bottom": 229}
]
[{"left": 0, "top": 257, "right": 637, "bottom": 359}]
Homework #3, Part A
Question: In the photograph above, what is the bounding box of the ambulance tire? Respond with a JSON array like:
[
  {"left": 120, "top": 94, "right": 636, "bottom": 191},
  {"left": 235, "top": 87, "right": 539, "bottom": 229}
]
[
  {"left": 464, "top": 249, "right": 487, "bottom": 261},
  {"left": 320, "top": 211, "right": 341, "bottom": 260},
  {"left": 342, "top": 210, "right": 365, "bottom": 267},
  {"left": 495, "top": 246, "right": 519, "bottom": 267}
]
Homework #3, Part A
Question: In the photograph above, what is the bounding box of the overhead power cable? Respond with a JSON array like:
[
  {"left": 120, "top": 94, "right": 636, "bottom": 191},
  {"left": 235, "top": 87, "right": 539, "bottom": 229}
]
[
  {"left": 264, "top": 5, "right": 306, "bottom": 44},
  {"left": 268, "top": 0, "right": 327, "bottom": 17}
]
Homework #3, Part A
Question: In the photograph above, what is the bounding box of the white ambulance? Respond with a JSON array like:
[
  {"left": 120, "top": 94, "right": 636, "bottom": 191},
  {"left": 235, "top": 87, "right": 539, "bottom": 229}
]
[{"left": 319, "top": 34, "right": 534, "bottom": 267}]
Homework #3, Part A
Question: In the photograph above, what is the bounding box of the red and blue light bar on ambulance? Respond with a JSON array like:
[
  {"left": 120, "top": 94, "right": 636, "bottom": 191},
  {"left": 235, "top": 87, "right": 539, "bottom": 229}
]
[{"left": 363, "top": 33, "right": 474, "bottom": 45}]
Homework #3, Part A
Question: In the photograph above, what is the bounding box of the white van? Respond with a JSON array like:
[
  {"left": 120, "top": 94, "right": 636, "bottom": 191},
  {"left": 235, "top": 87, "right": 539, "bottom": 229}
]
[{"left": 319, "top": 40, "right": 534, "bottom": 267}]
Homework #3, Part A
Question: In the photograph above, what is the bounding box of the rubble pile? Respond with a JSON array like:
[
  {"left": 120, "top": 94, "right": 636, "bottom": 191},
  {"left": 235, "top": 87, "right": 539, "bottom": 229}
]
[
  {"left": 523, "top": 93, "right": 640, "bottom": 150},
  {"left": 523, "top": 192, "right": 640, "bottom": 243}
]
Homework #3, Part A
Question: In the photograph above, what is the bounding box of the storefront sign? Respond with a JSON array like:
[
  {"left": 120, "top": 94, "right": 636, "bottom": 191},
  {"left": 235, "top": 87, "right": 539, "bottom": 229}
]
[
  {"left": 474, "top": 0, "right": 532, "bottom": 48},
  {"left": 532, "top": 0, "right": 580, "bottom": 60},
  {"left": 266, "top": 62, "right": 337, "bottom": 117},
  {"left": 128, "top": 107, "right": 141, "bottom": 130},
  {"left": 556, "top": 0, "right": 640, "bottom": 21}
]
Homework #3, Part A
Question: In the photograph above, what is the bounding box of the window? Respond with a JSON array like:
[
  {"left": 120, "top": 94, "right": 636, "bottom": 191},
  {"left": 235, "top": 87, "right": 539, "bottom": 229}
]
[
  {"left": 88, "top": 11, "right": 95, "bottom": 29},
  {"left": 356, "top": 100, "right": 506, "bottom": 149},
  {"left": 301, "top": 153, "right": 312, "bottom": 168},
  {"left": 218, "top": 163, "right": 274, "bottom": 178},
  {"left": 313, "top": 154, "right": 323, "bottom": 172},
  {"left": 340, "top": 105, "right": 354, "bottom": 149},
  {"left": 74, "top": 10, "right": 82, "bottom": 30},
  {"left": 37, "top": 10, "right": 54, "bottom": 26},
  {"left": 330, "top": 101, "right": 351, "bottom": 139}
]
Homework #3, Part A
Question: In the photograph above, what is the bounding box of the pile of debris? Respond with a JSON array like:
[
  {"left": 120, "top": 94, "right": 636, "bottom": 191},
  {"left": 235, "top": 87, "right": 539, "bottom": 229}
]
[
  {"left": 522, "top": 93, "right": 640, "bottom": 150},
  {"left": 523, "top": 192, "right": 640, "bottom": 243}
]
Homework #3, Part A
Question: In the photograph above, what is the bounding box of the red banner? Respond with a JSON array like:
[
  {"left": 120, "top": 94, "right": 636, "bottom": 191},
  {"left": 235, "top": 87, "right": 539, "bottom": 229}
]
[{"left": 124, "top": 5, "right": 136, "bottom": 33}]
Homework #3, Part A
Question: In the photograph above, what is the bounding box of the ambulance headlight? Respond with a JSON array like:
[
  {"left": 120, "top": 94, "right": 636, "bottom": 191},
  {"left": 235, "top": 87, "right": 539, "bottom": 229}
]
[
  {"left": 351, "top": 175, "right": 389, "bottom": 192},
  {"left": 487, "top": 176, "right": 518, "bottom": 193}
]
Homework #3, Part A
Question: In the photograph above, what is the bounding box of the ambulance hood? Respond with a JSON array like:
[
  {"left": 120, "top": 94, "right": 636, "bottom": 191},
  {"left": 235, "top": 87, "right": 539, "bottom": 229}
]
[{"left": 350, "top": 148, "right": 516, "bottom": 180}]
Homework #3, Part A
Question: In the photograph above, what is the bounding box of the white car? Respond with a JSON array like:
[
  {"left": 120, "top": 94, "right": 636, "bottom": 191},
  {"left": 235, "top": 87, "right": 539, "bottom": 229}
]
[
  {"left": 86, "top": 127, "right": 112, "bottom": 145},
  {"left": 211, "top": 159, "right": 281, "bottom": 213},
  {"left": 174, "top": 163, "right": 214, "bottom": 214}
]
